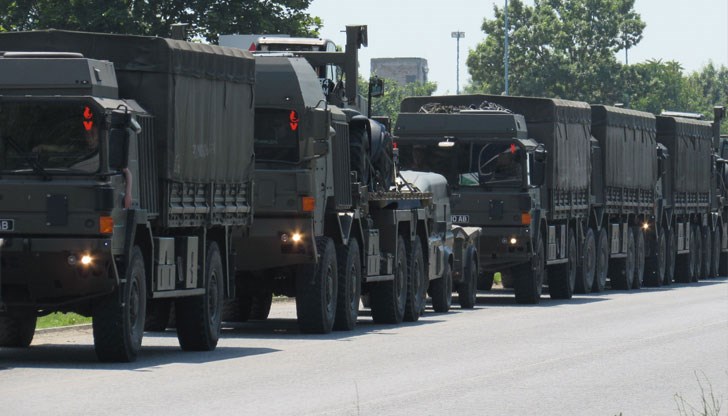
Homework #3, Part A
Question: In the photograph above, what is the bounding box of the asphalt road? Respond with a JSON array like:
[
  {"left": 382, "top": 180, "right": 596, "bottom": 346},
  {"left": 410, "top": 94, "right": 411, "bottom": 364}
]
[{"left": 1, "top": 279, "right": 727, "bottom": 416}]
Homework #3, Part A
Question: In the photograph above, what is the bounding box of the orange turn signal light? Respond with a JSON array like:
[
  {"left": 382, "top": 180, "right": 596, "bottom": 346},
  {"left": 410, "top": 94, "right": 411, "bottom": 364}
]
[
  {"left": 301, "top": 196, "right": 315, "bottom": 212},
  {"left": 521, "top": 212, "right": 531, "bottom": 225},
  {"left": 99, "top": 216, "right": 114, "bottom": 234}
]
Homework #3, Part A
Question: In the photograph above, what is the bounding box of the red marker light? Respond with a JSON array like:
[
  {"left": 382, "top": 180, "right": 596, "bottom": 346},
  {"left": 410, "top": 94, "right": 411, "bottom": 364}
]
[
  {"left": 289, "top": 110, "right": 299, "bottom": 131},
  {"left": 248, "top": 42, "right": 257, "bottom": 51},
  {"left": 83, "top": 106, "right": 94, "bottom": 131},
  {"left": 392, "top": 142, "right": 398, "bottom": 149},
  {"left": 510, "top": 143, "right": 516, "bottom": 154}
]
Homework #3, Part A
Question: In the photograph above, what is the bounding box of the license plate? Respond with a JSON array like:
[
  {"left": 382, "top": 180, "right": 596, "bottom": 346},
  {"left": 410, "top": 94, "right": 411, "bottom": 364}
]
[
  {"left": 0, "top": 219, "right": 14, "bottom": 231},
  {"left": 451, "top": 215, "right": 470, "bottom": 223}
]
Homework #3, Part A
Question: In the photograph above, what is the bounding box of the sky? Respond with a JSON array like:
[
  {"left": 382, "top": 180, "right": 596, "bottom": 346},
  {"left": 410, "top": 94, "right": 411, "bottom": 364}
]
[{"left": 307, "top": 0, "right": 728, "bottom": 95}]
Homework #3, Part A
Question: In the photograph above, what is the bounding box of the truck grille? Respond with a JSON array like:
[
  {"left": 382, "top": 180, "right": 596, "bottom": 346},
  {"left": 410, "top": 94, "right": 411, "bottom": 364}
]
[{"left": 332, "top": 122, "right": 352, "bottom": 209}]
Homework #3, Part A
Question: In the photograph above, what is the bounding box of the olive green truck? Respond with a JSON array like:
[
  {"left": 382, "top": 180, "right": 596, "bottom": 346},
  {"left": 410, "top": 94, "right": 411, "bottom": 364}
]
[{"left": 0, "top": 31, "right": 255, "bottom": 362}]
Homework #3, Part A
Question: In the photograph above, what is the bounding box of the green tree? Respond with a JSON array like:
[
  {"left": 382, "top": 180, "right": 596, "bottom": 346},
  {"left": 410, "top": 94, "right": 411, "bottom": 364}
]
[
  {"left": 466, "top": 0, "right": 644, "bottom": 104},
  {"left": 360, "top": 77, "right": 438, "bottom": 125},
  {"left": 0, "top": 0, "right": 321, "bottom": 42}
]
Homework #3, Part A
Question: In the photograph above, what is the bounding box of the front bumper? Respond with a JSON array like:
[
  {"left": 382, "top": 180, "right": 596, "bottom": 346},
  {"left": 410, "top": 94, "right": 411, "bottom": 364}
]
[
  {"left": 1, "top": 237, "right": 114, "bottom": 305},
  {"left": 478, "top": 226, "right": 533, "bottom": 271},
  {"left": 234, "top": 217, "right": 315, "bottom": 271}
]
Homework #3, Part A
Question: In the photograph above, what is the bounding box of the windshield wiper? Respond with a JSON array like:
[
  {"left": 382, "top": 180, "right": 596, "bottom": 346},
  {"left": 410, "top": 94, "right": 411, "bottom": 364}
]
[{"left": 3, "top": 135, "right": 51, "bottom": 180}]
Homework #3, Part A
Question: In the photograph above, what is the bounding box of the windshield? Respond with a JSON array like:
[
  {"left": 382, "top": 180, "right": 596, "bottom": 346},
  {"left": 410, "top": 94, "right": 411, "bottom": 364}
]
[
  {"left": 0, "top": 101, "right": 101, "bottom": 173},
  {"left": 400, "top": 141, "right": 524, "bottom": 188},
  {"left": 254, "top": 109, "right": 300, "bottom": 163}
]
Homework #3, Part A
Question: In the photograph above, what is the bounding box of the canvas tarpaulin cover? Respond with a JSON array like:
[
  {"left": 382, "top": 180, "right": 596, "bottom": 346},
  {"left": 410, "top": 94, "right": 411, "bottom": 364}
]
[
  {"left": 0, "top": 29, "right": 255, "bottom": 183},
  {"left": 656, "top": 116, "right": 713, "bottom": 194},
  {"left": 591, "top": 105, "right": 657, "bottom": 192}
]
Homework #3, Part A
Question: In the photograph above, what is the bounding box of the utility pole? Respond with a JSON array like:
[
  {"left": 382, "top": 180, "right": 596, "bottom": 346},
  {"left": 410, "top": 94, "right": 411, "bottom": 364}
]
[
  {"left": 451, "top": 31, "right": 465, "bottom": 94},
  {"left": 504, "top": 0, "right": 509, "bottom": 95}
]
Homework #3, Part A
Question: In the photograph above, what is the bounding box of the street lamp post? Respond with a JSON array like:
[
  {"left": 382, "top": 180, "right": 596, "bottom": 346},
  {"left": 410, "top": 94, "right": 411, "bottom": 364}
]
[
  {"left": 504, "top": 0, "right": 509, "bottom": 95},
  {"left": 451, "top": 31, "right": 465, "bottom": 94}
]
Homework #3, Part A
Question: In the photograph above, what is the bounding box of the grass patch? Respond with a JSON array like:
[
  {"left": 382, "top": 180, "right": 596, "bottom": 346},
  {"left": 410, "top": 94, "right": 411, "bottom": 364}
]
[{"left": 36, "top": 312, "right": 91, "bottom": 329}]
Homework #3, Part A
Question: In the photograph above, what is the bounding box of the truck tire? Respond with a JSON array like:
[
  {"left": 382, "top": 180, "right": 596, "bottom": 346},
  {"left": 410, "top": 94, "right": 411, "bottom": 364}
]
[
  {"left": 513, "top": 236, "right": 545, "bottom": 304},
  {"left": 644, "top": 230, "right": 666, "bottom": 287},
  {"left": 404, "top": 238, "right": 427, "bottom": 321},
  {"left": 349, "top": 127, "right": 370, "bottom": 186},
  {"left": 478, "top": 271, "right": 495, "bottom": 290},
  {"left": 632, "top": 227, "right": 645, "bottom": 289},
  {"left": 370, "top": 235, "right": 407, "bottom": 324},
  {"left": 93, "top": 246, "right": 146, "bottom": 362},
  {"left": 238, "top": 292, "right": 274, "bottom": 322},
  {"left": 296, "top": 237, "right": 338, "bottom": 333},
  {"left": 675, "top": 225, "right": 696, "bottom": 283},
  {"left": 700, "top": 225, "right": 712, "bottom": 279},
  {"left": 550, "top": 229, "right": 576, "bottom": 299},
  {"left": 664, "top": 226, "right": 676, "bottom": 285},
  {"left": 429, "top": 261, "right": 452, "bottom": 313},
  {"left": 334, "top": 238, "right": 361, "bottom": 331},
  {"left": 691, "top": 225, "right": 702, "bottom": 282},
  {"left": 499, "top": 271, "right": 513, "bottom": 289},
  {"left": 609, "top": 227, "right": 635, "bottom": 290},
  {"left": 0, "top": 313, "right": 37, "bottom": 348},
  {"left": 592, "top": 228, "right": 609, "bottom": 292},
  {"left": 175, "top": 242, "right": 224, "bottom": 351},
  {"left": 710, "top": 227, "right": 720, "bottom": 278},
  {"left": 144, "top": 299, "right": 171, "bottom": 332},
  {"left": 458, "top": 251, "right": 478, "bottom": 309},
  {"left": 575, "top": 228, "right": 596, "bottom": 294}
]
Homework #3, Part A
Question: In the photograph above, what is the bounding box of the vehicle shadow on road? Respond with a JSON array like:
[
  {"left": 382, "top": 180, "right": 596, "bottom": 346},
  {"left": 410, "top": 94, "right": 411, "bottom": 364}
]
[
  {"left": 221, "top": 312, "right": 449, "bottom": 341},
  {"left": 0, "top": 343, "right": 277, "bottom": 371},
  {"left": 472, "top": 290, "right": 609, "bottom": 307}
]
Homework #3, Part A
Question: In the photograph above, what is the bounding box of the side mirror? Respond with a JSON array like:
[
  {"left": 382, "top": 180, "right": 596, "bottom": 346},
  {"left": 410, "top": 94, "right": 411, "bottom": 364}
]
[
  {"left": 109, "top": 110, "right": 131, "bottom": 170},
  {"left": 369, "top": 76, "right": 384, "bottom": 98},
  {"left": 530, "top": 145, "right": 547, "bottom": 186},
  {"left": 305, "top": 107, "right": 330, "bottom": 140}
]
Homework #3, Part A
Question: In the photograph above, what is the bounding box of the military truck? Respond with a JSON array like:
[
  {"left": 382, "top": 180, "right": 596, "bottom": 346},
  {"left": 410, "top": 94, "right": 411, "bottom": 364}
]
[
  {"left": 395, "top": 95, "right": 592, "bottom": 304},
  {"left": 231, "top": 26, "right": 472, "bottom": 334},
  {"left": 0, "top": 31, "right": 255, "bottom": 361},
  {"left": 653, "top": 109, "right": 726, "bottom": 284}
]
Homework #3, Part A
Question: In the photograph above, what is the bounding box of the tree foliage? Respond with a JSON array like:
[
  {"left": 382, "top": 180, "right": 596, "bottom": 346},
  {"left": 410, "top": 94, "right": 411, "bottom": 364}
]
[
  {"left": 466, "top": 0, "right": 644, "bottom": 104},
  {"left": 360, "top": 77, "right": 438, "bottom": 126},
  {"left": 0, "top": 0, "right": 321, "bottom": 42}
]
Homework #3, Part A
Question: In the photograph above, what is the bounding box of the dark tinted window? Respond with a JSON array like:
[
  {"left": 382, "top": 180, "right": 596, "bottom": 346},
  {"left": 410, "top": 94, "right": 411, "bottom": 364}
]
[{"left": 254, "top": 109, "right": 300, "bottom": 162}]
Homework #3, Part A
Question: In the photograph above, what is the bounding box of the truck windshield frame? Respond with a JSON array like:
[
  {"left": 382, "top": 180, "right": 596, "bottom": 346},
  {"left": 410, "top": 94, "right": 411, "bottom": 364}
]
[
  {"left": 399, "top": 138, "right": 526, "bottom": 189},
  {"left": 0, "top": 98, "right": 104, "bottom": 175},
  {"left": 254, "top": 108, "right": 301, "bottom": 164}
]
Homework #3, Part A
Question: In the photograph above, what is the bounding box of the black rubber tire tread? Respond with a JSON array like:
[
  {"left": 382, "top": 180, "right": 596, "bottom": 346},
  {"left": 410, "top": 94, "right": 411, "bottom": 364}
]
[
  {"left": 609, "top": 227, "right": 635, "bottom": 290},
  {"left": 478, "top": 271, "right": 495, "bottom": 290},
  {"left": 349, "top": 127, "right": 370, "bottom": 187},
  {"left": 404, "top": 238, "right": 426, "bottom": 321},
  {"left": 632, "top": 227, "right": 645, "bottom": 289},
  {"left": 0, "top": 314, "right": 37, "bottom": 348},
  {"left": 175, "top": 242, "right": 224, "bottom": 351},
  {"left": 93, "top": 246, "right": 146, "bottom": 362},
  {"left": 575, "top": 228, "right": 596, "bottom": 294},
  {"left": 334, "top": 238, "right": 362, "bottom": 331},
  {"left": 295, "top": 237, "right": 338, "bottom": 334},
  {"left": 458, "top": 252, "right": 478, "bottom": 309},
  {"left": 664, "top": 226, "right": 676, "bottom": 285},
  {"left": 700, "top": 225, "right": 712, "bottom": 279},
  {"left": 249, "top": 292, "right": 273, "bottom": 321},
  {"left": 674, "top": 232, "right": 694, "bottom": 284},
  {"left": 499, "top": 271, "right": 513, "bottom": 289},
  {"left": 593, "top": 228, "right": 609, "bottom": 292},
  {"left": 644, "top": 230, "right": 666, "bottom": 287},
  {"left": 691, "top": 225, "right": 702, "bottom": 283},
  {"left": 429, "top": 261, "right": 452, "bottom": 313},
  {"left": 144, "top": 299, "right": 171, "bottom": 332},
  {"left": 513, "top": 236, "right": 545, "bottom": 304},
  {"left": 550, "top": 229, "right": 576, "bottom": 299},
  {"left": 370, "top": 235, "right": 407, "bottom": 324},
  {"left": 710, "top": 227, "right": 720, "bottom": 278}
]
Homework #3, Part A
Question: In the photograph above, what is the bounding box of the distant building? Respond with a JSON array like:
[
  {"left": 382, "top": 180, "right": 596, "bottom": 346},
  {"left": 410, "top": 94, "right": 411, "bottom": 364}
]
[{"left": 371, "top": 58, "right": 429, "bottom": 86}]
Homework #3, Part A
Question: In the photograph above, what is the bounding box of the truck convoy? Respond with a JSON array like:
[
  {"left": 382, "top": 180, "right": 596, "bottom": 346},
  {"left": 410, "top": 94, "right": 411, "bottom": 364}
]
[
  {"left": 0, "top": 31, "right": 255, "bottom": 361},
  {"left": 232, "top": 26, "right": 480, "bottom": 333},
  {"left": 395, "top": 95, "right": 725, "bottom": 303}
]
